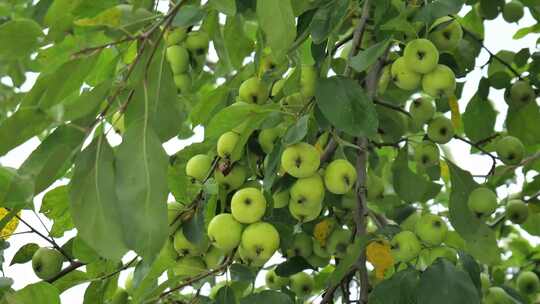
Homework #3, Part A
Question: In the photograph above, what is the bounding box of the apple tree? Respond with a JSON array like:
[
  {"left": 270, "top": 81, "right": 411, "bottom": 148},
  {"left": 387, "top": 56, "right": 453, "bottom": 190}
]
[{"left": 0, "top": 0, "right": 540, "bottom": 303}]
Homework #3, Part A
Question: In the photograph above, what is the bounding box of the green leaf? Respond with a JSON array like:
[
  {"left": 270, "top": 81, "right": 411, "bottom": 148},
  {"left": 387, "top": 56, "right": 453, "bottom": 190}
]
[
  {"left": 309, "top": 0, "right": 350, "bottom": 44},
  {"left": 74, "top": 5, "right": 154, "bottom": 34},
  {"left": 368, "top": 268, "right": 419, "bottom": 304},
  {"left": 190, "top": 86, "right": 230, "bottom": 126},
  {"left": 506, "top": 103, "right": 540, "bottom": 145},
  {"left": 459, "top": 252, "right": 482, "bottom": 296},
  {"left": 183, "top": 199, "right": 207, "bottom": 247},
  {"left": 52, "top": 270, "right": 88, "bottom": 293},
  {"left": 414, "top": 0, "right": 465, "bottom": 24},
  {"left": 215, "top": 286, "right": 236, "bottom": 304},
  {"left": 392, "top": 147, "right": 442, "bottom": 203},
  {"left": 0, "top": 167, "right": 34, "bottom": 209},
  {"left": 115, "top": 120, "right": 169, "bottom": 260},
  {"left": 256, "top": 0, "right": 296, "bottom": 58},
  {"left": 315, "top": 76, "right": 378, "bottom": 137},
  {"left": 131, "top": 243, "right": 176, "bottom": 302},
  {"left": 462, "top": 95, "right": 496, "bottom": 143},
  {"left": 4, "top": 282, "right": 61, "bottom": 304},
  {"left": 447, "top": 162, "right": 500, "bottom": 265},
  {"left": 230, "top": 264, "right": 256, "bottom": 282},
  {"left": 275, "top": 256, "right": 313, "bottom": 277},
  {"left": 513, "top": 23, "right": 540, "bottom": 39},
  {"left": 327, "top": 235, "right": 370, "bottom": 288},
  {"left": 223, "top": 15, "right": 254, "bottom": 69},
  {"left": 522, "top": 212, "right": 540, "bottom": 236},
  {"left": 416, "top": 259, "right": 480, "bottom": 304},
  {"left": 70, "top": 137, "right": 127, "bottom": 261},
  {"left": 210, "top": 0, "right": 236, "bottom": 16},
  {"left": 282, "top": 115, "right": 309, "bottom": 145},
  {"left": 350, "top": 39, "right": 391, "bottom": 73},
  {"left": 0, "top": 19, "right": 43, "bottom": 60},
  {"left": 0, "top": 108, "right": 54, "bottom": 157},
  {"left": 172, "top": 5, "right": 206, "bottom": 27},
  {"left": 240, "top": 290, "right": 294, "bottom": 304},
  {"left": 10, "top": 243, "right": 39, "bottom": 266},
  {"left": 206, "top": 103, "right": 271, "bottom": 139},
  {"left": 40, "top": 186, "right": 75, "bottom": 238},
  {"left": 61, "top": 82, "right": 111, "bottom": 122}
]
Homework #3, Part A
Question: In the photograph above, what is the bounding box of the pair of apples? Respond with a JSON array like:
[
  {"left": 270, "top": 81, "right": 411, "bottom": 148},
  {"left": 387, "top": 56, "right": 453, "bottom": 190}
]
[{"left": 467, "top": 186, "right": 529, "bottom": 224}]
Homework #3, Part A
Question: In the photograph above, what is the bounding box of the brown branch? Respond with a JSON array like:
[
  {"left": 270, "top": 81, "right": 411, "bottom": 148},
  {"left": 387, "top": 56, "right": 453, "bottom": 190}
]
[
  {"left": 47, "top": 261, "right": 86, "bottom": 283},
  {"left": 344, "top": 0, "right": 372, "bottom": 76},
  {"left": 373, "top": 99, "right": 411, "bottom": 117},
  {"left": 320, "top": 138, "right": 338, "bottom": 163},
  {"left": 454, "top": 135, "right": 499, "bottom": 177}
]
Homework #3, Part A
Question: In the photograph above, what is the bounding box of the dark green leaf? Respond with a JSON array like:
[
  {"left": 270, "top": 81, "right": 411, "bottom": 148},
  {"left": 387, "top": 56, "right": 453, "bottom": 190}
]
[
  {"left": 0, "top": 19, "right": 43, "bottom": 60},
  {"left": 210, "top": 0, "right": 237, "bottom": 16},
  {"left": 350, "top": 39, "right": 391, "bottom": 72},
  {"left": 462, "top": 95, "right": 496, "bottom": 143},
  {"left": 183, "top": 200, "right": 207, "bottom": 247},
  {"left": 414, "top": 0, "right": 465, "bottom": 24},
  {"left": 275, "top": 256, "right": 313, "bottom": 277},
  {"left": 40, "top": 186, "right": 74, "bottom": 238},
  {"left": 240, "top": 290, "right": 294, "bottom": 304},
  {"left": 368, "top": 268, "right": 419, "bottom": 304},
  {"left": 230, "top": 264, "right": 256, "bottom": 282},
  {"left": 10, "top": 243, "right": 39, "bottom": 266},
  {"left": 309, "top": 0, "right": 349, "bottom": 44},
  {"left": 459, "top": 252, "right": 482, "bottom": 296},
  {"left": 282, "top": 115, "right": 309, "bottom": 145},
  {"left": 256, "top": 0, "right": 296, "bottom": 58},
  {"left": 215, "top": 286, "right": 236, "bottom": 304},
  {"left": 172, "top": 5, "right": 206, "bottom": 27}
]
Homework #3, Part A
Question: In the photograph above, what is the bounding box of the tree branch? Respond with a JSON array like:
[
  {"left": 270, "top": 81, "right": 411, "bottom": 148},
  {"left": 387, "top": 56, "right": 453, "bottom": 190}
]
[
  {"left": 373, "top": 99, "right": 411, "bottom": 117},
  {"left": 344, "top": 0, "right": 372, "bottom": 76},
  {"left": 454, "top": 135, "right": 499, "bottom": 177},
  {"left": 46, "top": 261, "right": 86, "bottom": 283}
]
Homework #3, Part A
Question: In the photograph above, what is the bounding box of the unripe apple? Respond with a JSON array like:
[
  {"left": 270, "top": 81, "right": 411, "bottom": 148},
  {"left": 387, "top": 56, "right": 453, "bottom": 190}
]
[
  {"left": 415, "top": 214, "right": 448, "bottom": 246},
  {"left": 324, "top": 159, "right": 357, "bottom": 194},
  {"left": 403, "top": 39, "right": 439, "bottom": 74},
  {"left": 422, "top": 64, "right": 456, "bottom": 97},
  {"left": 289, "top": 272, "right": 315, "bottom": 298},
  {"left": 366, "top": 173, "right": 385, "bottom": 201},
  {"left": 467, "top": 187, "right": 498, "bottom": 217},
  {"left": 111, "top": 288, "right": 129, "bottom": 304},
  {"left": 239, "top": 77, "right": 269, "bottom": 104},
  {"left": 186, "top": 154, "right": 212, "bottom": 182},
  {"left": 400, "top": 212, "right": 421, "bottom": 232},
  {"left": 238, "top": 245, "right": 268, "bottom": 267},
  {"left": 427, "top": 115, "right": 454, "bottom": 144},
  {"left": 208, "top": 213, "right": 243, "bottom": 252},
  {"left": 300, "top": 65, "right": 317, "bottom": 98},
  {"left": 173, "top": 257, "right": 206, "bottom": 278},
  {"left": 312, "top": 240, "right": 330, "bottom": 258},
  {"left": 260, "top": 55, "right": 280, "bottom": 74},
  {"left": 281, "top": 142, "right": 321, "bottom": 178},
  {"left": 173, "top": 74, "right": 191, "bottom": 93},
  {"left": 271, "top": 79, "right": 286, "bottom": 97},
  {"left": 509, "top": 81, "right": 535, "bottom": 105},
  {"left": 165, "top": 27, "right": 187, "bottom": 45},
  {"left": 241, "top": 222, "right": 280, "bottom": 261},
  {"left": 231, "top": 187, "right": 267, "bottom": 224},
  {"left": 258, "top": 127, "right": 283, "bottom": 154},
  {"left": 506, "top": 199, "right": 529, "bottom": 224},
  {"left": 166, "top": 45, "right": 189, "bottom": 74},
  {"left": 326, "top": 228, "right": 352, "bottom": 258},
  {"left": 31, "top": 247, "right": 64, "bottom": 280},
  {"left": 409, "top": 96, "right": 435, "bottom": 127},
  {"left": 502, "top": 1, "right": 524, "bottom": 23},
  {"left": 289, "top": 200, "right": 323, "bottom": 223},
  {"left": 429, "top": 17, "right": 463, "bottom": 52},
  {"left": 174, "top": 229, "right": 204, "bottom": 256},
  {"left": 265, "top": 268, "right": 289, "bottom": 290},
  {"left": 496, "top": 135, "right": 524, "bottom": 165},
  {"left": 185, "top": 31, "right": 210, "bottom": 56},
  {"left": 204, "top": 246, "right": 225, "bottom": 269},
  {"left": 484, "top": 287, "right": 513, "bottom": 304},
  {"left": 390, "top": 231, "right": 421, "bottom": 262},
  {"left": 280, "top": 93, "right": 308, "bottom": 113},
  {"left": 477, "top": 0, "right": 504, "bottom": 20},
  {"left": 290, "top": 174, "right": 325, "bottom": 206},
  {"left": 272, "top": 189, "right": 289, "bottom": 208},
  {"left": 426, "top": 246, "right": 457, "bottom": 265},
  {"left": 391, "top": 57, "right": 422, "bottom": 91},
  {"left": 287, "top": 233, "right": 313, "bottom": 258},
  {"left": 414, "top": 141, "right": 440, "bottom": 167},
  {"left": 516, "top": 271, "right": 540, "bottom": 294},
  {"left": 215, "top": 164, "right": 246, "bottom": 191},
  {"left": 217, "top": 131, "right": 241, "bottom": 160}
]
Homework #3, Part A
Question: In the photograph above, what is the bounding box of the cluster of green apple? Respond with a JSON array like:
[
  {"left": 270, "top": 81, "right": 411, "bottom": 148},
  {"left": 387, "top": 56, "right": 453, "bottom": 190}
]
[
  {"left": 474, "top": 0, "right": 525, "bottom": 23},
  {"left": 165, "top": 27, "right": 210, "bottom": 93},
  {"left": 482, "top": 271, "right": 540, "bottom": 303}
]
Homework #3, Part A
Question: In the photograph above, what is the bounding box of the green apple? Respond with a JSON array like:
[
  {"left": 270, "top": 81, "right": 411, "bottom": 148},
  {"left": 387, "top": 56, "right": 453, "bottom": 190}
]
[
  {"left": 265, "top": 268, "right": 289, "bottom": 290},
  {"left": 403, "top": 39, "right": 439, "bottom": 74},
  {"left": 326, "top": 228, "right": 352, "bottom": 258},
  {"left": 166, "top": 45, "right": 189, "bottom": 74},
  {"left": 503, "top": 1, "right": 524, "bottom": 23},
  {"left": 414, "top": 141, "right": 440, "bottom": 167},
  {"left": 391, "top": 231, "right": 421, "bottom": 262},
  {"left": 168, "top": 201, "right": 184, "bottom": 232},
  {"left": 281, "top": 142, "right": 320, "bottom": 178},
  {"left": 477, "top": 0, "right": 504, "bottom": 20},
  {"left": 467, "top": 187, "right": 498, "bottom": 217},
  {"left": 258, "top": 127, "right": 283, "bottom": 154},
  {"left": 289, "top": 200, "right": 323, "bottom": 223},
  {"left": 400, "top": 212, "right": 421, "bottom": 232},
  {"left": 516, "top": 271, "right": 540, "bottom": 294},
  {"left": 290, "top": 174, "right": 325, "bottom": 206},
  {"left": 324, "top": 159, "right": 357, "bottom": 194},
  {"left": 391, "top": 57, "right": 422, "bottom": 91},
  {"left": 238, "top": 245, "right": 268, "bottom": 267},
  {"left": 484, "top": 287, "right": 513, "bottom": 304},
  {"left": 426, "top": 246, "right": 457, "bottom": 265},
  {"left": 241, "top": 222, "right": 280, "bottom": 261},
  {"left": 231, "top": 187, "right": 267, "bottom": 224},
  {"left": 289, "top": 272, "right": 315, "bottom": 298},
  {"left": 185, "top": 31, "right": 210, "bottom": 55},
  {"left": 377, "top": 65, "right": 391, "bottom": 95},
  {"left": 496, "top": 135, "right": 524, "bottom": 165},
  {"left": 509, "top": 81, "right": 535, "bottom": 105},
  {"left": 165, "top": 27, "right": 187, "bottom": 45},
  {"left": 174, "top": 229, "right": 204, "bottom": 256},
  {"left": 300, "top": 65, "right": 317, "bottom": 98},
  {"left": 271, "top": 79, "right": 286, "bottom": 97},
  {"left": 506, "top": 199, "right": 529, "bottom": 224},
  {"left": 287, "top": 233, "right": 313, "bottom": 258},
  {"left": 429, "top": 17, "right": 463, "bottom": 52},
  {"left": 31, "top": 248, "right": 64, "bottom": 280},
  {"left": 111, "top": 288, "right": 129, "bottom": 304},
  {"left": 312, "top": 240, "right": 330, "bottom": 258},
  {"left": 173, "top": 74, "right": 191, "bottom": 93},
  {"left": 215, "top": 164, "right": 246, "bottom": 191},
  {"left": 409, "top": 96, "right": 435, "bottom": 127},
  {"left": 272, "top": 189, "right": 289, "bottom": 208},
  {"left": 239, "top": 77, "right": 269, "bottom": 104},
  {"left": 217, "top": 131, "right": 241, "bottom": 160},
  {"left": 422, "top": 64, "right": 456, "bottom": 97},
  {"left": 280, "top": 93, "right": 308, "bottom": 113},
  {"left": 173, "top": 257, "right": 206, "bottom": 278},
  {"left": 415, "top": 214, "right": 447, "bottom": 246},
  {"left": 208, "top": 213, "right": 243, "bottom": 252},
  {"left": 306, "top": 254, "right": 330, "bottom": 268},
  {"left": 204, "top": 246, "right": 225, "bottom": 269},
  {"left": 427, "top": 115, "right": 454, "bottom": 144},
  {"left": 366, "top": 173, "right": 385, "bottom": 201},
  {"left": 186, "top": 154, "right": 212, "bottom": 182},
  {"left": 260, "top": 55, "right": 280, "bottom": 74}
]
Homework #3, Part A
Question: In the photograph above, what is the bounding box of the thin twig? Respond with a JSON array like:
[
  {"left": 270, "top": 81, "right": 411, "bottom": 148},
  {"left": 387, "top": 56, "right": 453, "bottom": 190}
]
[
  {"left": 344, "top": 0, "right": 372, "bottom": 76},
  {"left": 373, "top": 99, "right": 411, "bottom": 117},
  {"left": 46, "top": 261, "right": 86, "bottom": 283},
  {"left": 454, "top": 135, "right": 499, "bottom": 177},
  {"left": 320, "top": 137, "right": 338, "bottom": 163}
]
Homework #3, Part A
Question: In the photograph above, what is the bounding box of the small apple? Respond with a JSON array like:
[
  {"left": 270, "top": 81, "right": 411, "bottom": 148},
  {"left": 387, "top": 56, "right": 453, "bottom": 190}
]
[
  {"left": 326, "top": 228, "right": 352, "bottom": 258},
  {"left": 400, "top": 212, "right": 421, "bottom": 232},
  {"left": 477, "top": 0, "right": 504, "bottom": 20},
  {"left": 467, "top": 187, "right": 498, "bottom": 217},
  {"left": 516, "top": 271, "right": 540, "bottom": 294},
  {"left": 31, "top": 248, "right": 64, "bottom": 280},
  {"left": 427, "top": 115, "right": 454, "bottom": 144},
  {"left": 366, "top": 173, "right": 385, "bottom": 201},
  {"left": 496, "top": 135, "right": 524, "bottom": 165},
  {"left": 111, "top": 288, "right": 129, "bottom": 304},
  {"left": 391, "top": 57, "right": 422, "bottom": 91},
  {"left": 300, "top": 65, "right": 317, "bottom": 98},
  {"left": 289, "top": 200, "right": 323, "bottom": 223},
  {"left": 390, "top": 231, "right": 421, "bottom": 262},
  {"left": 260, "top": 55, "right": 280, "bottom": 74},
  {"left": 422, "top": 64, "right": 456, "bottom": 97},
  {"left": 403, "top": 39, "right": 439, "bottom": 74},
  {"left": 265, "top": 268, "right": 289, "bottom": 290},
  {"left": 484, "top": 287, "right": 513, "bottom": 304},
  {"left": 409, "top": 96, "right": 435, "bottom": 127},
  {"left": 290, "top": 174, "right": 325, "bottom": 206},
  {"left": 208, "top": 213, "right": 243, "bottom": 252},
  {"left": 166, "top": 45, "right": 189, "bottom": 74},
  {"left": 174, "top": 229, "right": 205, "bottom": 256},
  {"left": 185, "top": 31, "right": 210, "bottom": 56},
  {"left": 426, "top": 246, "right": 457, "bottom": 265},
  {"left": 204, "top": 246, "right": 225, "bottom": 269},
  {"left": 414, "top": 141, "right": 440, "bottom": 167},
  {"left": 173, "top": 74, "right": 191, "bottom": 93},
  {"left": 173, "top": 257, "right": 206, "bottom": 278},
  {"left": 287, "top": 233, "right": 313, "bottom": 258},
  {"left": 272, "top": 189, "right": 289, "bottom": 208},
  {"left": 415, "top": 214, "right": 448, "bottom": 246},
  {"left": 165, "top": 27, "right": 187, "bottom": 45},
  {"left": 506, "top": 199, "right": 529, "bottom": 224},
  {"left": 280, "top": 93, "right": 308, "bottom": 113},
  {"left": 509, "top": 81, "right": 535, "bottom": 105},
  {"left": 215, "top": 164, "right": 246, "bottom": 191},
  {"left": 239, "top": 77, "right": 269, "bottom": 104},
  {"left": 503, "top": 1, "right": 525, "bottom": 23},
  {"left": 231, "top": 187, "right": 267, "bottom": 224},
  {"left": 281, "top": 142, "right": 321, "bottom": 178},
  {"left": 258, "top": 127, "right": 283, "bottom": 154},
  {"left": 312, "top": 240, "right": 330, "bottom": 258},
  {"left": 324, "top": 159, "right": 357, "bottom": 194},
  {"left": 217, "top": 131, "right": 241, "bottom": 160},
  {"left": 428, "top": 17, "right": 463, "bottom": 52},
  {"left": 238, "top": 245, "right": 268, "bottom": 267},
  {"left": 186, "top": 154, "right": 212, "bottom": 182},
  {"left": 289, "top": 272, "right": 315, "bottom": 298},
  {"left": 241, "top": 222, "right": 280, "bottom": 261}
]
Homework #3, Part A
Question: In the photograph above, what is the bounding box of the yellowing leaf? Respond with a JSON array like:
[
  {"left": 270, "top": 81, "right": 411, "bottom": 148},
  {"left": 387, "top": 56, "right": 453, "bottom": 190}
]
[
  {"left": 0, "top": 208, "right": 20, "bottom": 239},
  {"left": 448, "top": 94, "right": 462, "bottom": 132},
  {"left": 313, "top": 219, "right": 335, "bottom": 245},
  {"left": 366, "top": 240, "right": 394, "bottom": 279},
  {"left": 440, "top": 160, "right": 450, "bottom": 184}
]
